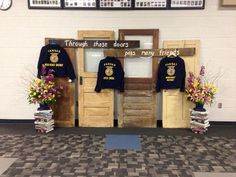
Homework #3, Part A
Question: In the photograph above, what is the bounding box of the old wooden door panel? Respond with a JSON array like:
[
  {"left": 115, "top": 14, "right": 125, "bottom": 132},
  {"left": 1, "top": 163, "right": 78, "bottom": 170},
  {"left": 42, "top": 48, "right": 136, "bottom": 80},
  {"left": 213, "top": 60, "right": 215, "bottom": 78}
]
[
  {"left": 51, "top": 78, "right": 75, "bottom": 127},
  {"left": 124, "top": 90, "right": 152, "bottom": 97},
  {"left": 83, "top": 92, "right": 113, "bottom": 107},
  {"left": 124, "top": 103, "right": 153, "bottom": 110},
  {"left": 162, "top": 40, "right": 200, "bottom": 128},
  {"left": 78, "top": 31, "right": 114, "bottom": 127},
  {"left": 83, "top": 77, "right": 111, "bottom": 93},
  {"left": 124, "top": 96, "right": 153, "bottom": 103},
  {"left": 123, "top": 117, "right": 154, "bottom": 127},
  {"left": 45, "top": 38, "right": 76, "bottom": 127},
  {"left": 83, "top": 107, "right": 112, "bottom": 127},
  {"left": 163, "top": 90, "right": 184, "bottom": 128},
  {"left": 124, "top": 110, "right": 152, "bottom": 116},
  {"left": 118, "top": 29, "right": 159, "bottom": 128},
  {"left": 124, "top": 78, "right": 153, "bottom": 90}
]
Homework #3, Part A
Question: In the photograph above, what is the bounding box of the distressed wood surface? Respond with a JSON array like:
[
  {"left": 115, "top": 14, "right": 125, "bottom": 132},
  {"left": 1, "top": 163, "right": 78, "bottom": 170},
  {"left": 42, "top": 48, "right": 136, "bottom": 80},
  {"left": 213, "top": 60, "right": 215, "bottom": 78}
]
[
  {"left": 51, "top": 78, "right": 75, "bottom": 127},
  {"left": 123, "top": 117, "right": 156, "bottom": 128},
  {"left": 162, "top": 40, "right": 200, "bottom": 128},
  {"left": 118, "top": 29, "right": 158, "bottom": 128},
  {"left": 45, "top": 38, "right": 76, "bottom": 127},
  {"left": 104, "top": 48, "right": 195, "bottom": 57},
  {"left": 124, "top": 90, "right": 153, "bottom": 97},
  {"left": 124, "top": 83, "right": 153, "bottom": 90},
  {"left": 78, "top": 31, "right": 115, "bottom": 127},
  {"left": 124, "top": 110, "right": 153, "bottom": 117},
  {"left": 123, "top": 102, "right": 153, "bottom": 110},
  {"left": 124, "top": 96, "right": 153, "bottom": 103},
  {"left": 222, "top": 0, "right": 236, "bottom": 6},
  {"left": 49, "top": 39, "right": 140, "bottom": 48}
]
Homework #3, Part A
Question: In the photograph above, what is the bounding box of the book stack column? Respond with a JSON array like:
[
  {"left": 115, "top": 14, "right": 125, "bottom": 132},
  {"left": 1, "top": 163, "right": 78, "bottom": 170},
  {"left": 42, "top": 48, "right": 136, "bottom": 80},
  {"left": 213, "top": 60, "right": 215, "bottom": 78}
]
[
  {"left": 34, "top": 110, "right": 54, "bottom": 133},
  {"left": 190, "top": 110, "right": 210, "bottom": 134}
]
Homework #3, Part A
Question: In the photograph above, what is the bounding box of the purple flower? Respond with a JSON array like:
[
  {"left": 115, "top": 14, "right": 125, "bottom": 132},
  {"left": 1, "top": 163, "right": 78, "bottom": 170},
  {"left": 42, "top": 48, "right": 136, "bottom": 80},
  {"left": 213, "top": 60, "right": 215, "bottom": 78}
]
[
  {"left": 41, "top": 65, "right": 47, "bottom": 76},
  {"left": 185, "top": 66, "right": 217, "bottom": 105},
  {"left": 28, "top": 66, "right": 63, "bottom": 105}
]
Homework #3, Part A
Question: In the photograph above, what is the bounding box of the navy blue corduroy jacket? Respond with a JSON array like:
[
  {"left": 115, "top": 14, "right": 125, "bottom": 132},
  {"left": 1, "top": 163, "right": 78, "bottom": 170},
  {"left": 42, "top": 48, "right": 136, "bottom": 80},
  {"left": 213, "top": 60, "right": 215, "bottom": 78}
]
[
  {"left": 95, "top": 57, "right": 124, "bottom": 92},
  {"left": 156, "top": 56, "right": 186, "bottom": 92},
  {"left": 37, "top": 44, "right": 76, "bottom": 80}
]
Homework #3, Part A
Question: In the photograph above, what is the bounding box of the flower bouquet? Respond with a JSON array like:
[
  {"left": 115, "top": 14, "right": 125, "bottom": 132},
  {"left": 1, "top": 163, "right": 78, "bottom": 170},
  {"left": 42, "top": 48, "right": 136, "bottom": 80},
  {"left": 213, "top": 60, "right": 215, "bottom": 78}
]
[
  {"left": 185, "top": 66, "right": 218, "bottom": 111},
  {"left": 27, "top": 65, "right": 63, "bottom": 110}
]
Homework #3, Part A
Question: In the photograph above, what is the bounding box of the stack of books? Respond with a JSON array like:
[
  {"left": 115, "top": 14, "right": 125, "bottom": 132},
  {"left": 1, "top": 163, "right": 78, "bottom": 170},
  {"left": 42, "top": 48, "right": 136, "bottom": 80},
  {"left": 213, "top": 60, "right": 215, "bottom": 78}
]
[
  {"left": 190, "top": 110, "right": 210, "bottom": 134},
  {"left": 34, "top": 110, "right": 54, "bottom": 133}
]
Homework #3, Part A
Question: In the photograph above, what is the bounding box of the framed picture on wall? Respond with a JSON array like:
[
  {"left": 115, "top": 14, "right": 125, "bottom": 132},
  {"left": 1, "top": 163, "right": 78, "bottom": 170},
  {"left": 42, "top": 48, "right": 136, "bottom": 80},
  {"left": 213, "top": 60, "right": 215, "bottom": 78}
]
[
  {"left": 134, "top": 0, "right": 167, "bottom": 9},
  {"left": 98, "top": 0, "right": 132, "bottom": 9},
  {"left": 221, "top": 0, "right": 236, "bottom": 6},
  {"left": 170, "top": 0, "right": 205, "bottom": 9},
  {"left": 28, "top": 0, "right": 62, "bottom": 9},
  {"left": 63, "top": 0, "right": 97, "bottom": 9}
]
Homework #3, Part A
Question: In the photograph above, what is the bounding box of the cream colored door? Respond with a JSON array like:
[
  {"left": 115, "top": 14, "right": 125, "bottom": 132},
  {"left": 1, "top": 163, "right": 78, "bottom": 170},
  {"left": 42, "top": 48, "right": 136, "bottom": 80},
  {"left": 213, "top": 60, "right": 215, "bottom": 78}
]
[
  {"left": 162, "top": 40, "right": 200, "bottom": 128},
  {"left": 78, "top": 31, "right": 114, "bottom": 127}
]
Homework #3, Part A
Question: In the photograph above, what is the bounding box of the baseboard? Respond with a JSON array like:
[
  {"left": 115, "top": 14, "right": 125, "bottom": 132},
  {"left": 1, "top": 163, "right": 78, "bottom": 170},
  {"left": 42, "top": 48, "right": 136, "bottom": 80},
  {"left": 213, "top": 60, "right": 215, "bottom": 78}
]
[
  {"left": 0, "top": 119, "right": 34, "bottom": 124},
  {"left": 74, "top": 120, "right": 162, "bottom": 127},
  {"left": 210, "top": 121, "right": 236, "bottom": 126},
  {"left": 0, "top": 119, "right": 235, "bottom": 127}
]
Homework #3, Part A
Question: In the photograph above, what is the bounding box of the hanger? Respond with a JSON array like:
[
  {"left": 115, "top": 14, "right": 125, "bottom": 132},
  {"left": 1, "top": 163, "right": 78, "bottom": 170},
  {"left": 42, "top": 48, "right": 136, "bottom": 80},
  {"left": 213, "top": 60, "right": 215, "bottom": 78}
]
[
  {"left": 167, "top": 50, "right": 177, "bottom": 58},
  {"left": 49, "top": 39, "right": 57, "bottom": 45}
]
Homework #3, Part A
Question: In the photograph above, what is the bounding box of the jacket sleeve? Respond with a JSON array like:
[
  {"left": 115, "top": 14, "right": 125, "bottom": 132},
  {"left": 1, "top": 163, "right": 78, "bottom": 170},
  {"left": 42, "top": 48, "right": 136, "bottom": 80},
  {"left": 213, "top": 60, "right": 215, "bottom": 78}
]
[
  {"left": 180, "top": 59, "right": 186, "bottom": 92},
  {"left": 156, "top": 60, "right": 163, "bottom": 92},
  {"left": 37, "top": 47, "right": 45, "bottom": 78},
  {"left": 63, "top": 49, "right": 76, "bottom": 80},
  {"left": 118, "top": 60, "right": 125, "bottom": 92},
  {"left": 95, "top": 61, "right": 103, "bottom": 92}
]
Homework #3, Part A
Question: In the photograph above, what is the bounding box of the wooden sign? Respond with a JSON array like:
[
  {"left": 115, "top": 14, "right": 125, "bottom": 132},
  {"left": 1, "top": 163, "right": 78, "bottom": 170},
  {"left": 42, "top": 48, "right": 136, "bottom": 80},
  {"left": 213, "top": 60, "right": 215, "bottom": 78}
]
[
  {"left": 49, "top": 39, "right": 140, "bottom": 48},
  {"left": 221, "top": 0, "right": 236, "bottom": 6},
  {"left": 104, "top": 48, "right": 195, "bottom": 57}
]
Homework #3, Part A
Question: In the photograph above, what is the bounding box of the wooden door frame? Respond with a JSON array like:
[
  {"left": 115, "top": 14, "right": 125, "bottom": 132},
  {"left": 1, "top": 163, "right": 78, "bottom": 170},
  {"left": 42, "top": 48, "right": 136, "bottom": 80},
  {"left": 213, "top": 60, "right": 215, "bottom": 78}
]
[
  {"left": 162, "top": 40, "right": 200, "bottom": 128},
  {"left": 119, "top": 29, "right": 159, "bottom": 83},
  {"left": 118, "top": 29, "right": 159, "bottom": 127},
  {"left": 77, "top": 30, "right": 115, "bottom": 127}
]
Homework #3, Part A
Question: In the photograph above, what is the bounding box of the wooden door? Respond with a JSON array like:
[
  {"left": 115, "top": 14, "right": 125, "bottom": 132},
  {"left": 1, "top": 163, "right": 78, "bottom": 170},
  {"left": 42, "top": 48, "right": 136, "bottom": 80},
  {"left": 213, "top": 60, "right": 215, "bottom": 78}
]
[
  {"left": 78, "top": 31, "right": 115, "bottom": 127},
  {"left": 118, "top": 29, "right": 159, "bottom": 128},
  {"left": 45, "top": 38, "right": 76, "bottom": 127},
  {"left": 162, "top": 40, "right": 200, "bottom": 128}
]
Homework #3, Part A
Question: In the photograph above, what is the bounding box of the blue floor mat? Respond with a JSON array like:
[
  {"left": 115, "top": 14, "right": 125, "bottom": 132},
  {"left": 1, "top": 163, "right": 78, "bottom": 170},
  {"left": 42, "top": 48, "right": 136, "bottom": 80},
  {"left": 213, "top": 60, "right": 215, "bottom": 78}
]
[{"left": 105, "top": 135, "right": 141, "bottom": 150}]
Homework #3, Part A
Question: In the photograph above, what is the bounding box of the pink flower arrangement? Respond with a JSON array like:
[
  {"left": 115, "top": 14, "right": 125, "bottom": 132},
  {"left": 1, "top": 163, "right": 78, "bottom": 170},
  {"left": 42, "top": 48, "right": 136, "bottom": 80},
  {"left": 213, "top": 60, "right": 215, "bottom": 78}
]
[
  {"left": 185, "top": 66, "right": 217, "bottom": 105},
  {"left": 27, "top": 66, "right": 63, "bottom": 105}
]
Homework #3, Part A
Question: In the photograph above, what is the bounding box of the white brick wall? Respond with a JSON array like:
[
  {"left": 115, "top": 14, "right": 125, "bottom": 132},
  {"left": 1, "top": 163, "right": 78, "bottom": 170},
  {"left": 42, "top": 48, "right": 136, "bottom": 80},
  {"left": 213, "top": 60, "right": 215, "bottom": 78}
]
[{"left": 0, "top": 1, "right": 235, "bottom": 121}]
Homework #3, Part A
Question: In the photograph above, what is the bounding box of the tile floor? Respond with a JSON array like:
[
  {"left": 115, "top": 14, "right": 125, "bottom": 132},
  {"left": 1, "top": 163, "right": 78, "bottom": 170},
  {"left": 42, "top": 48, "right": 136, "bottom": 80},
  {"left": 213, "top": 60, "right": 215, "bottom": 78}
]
[
  {"left": 0, "top": 158, "right": 17, "bottom": 175},
  {"left": 0, "top": 126, "right": 235, "bottom": 177}
]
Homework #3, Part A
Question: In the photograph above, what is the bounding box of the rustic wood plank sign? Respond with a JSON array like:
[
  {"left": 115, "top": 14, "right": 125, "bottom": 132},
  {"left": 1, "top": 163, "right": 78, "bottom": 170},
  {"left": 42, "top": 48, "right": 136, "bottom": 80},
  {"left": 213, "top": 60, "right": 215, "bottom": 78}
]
[
  {"left": 49, "top": 39, "right": 140, "bottom": 48},
  {"left": 104, "top": 48, "right": 195, "bottom": 57}
]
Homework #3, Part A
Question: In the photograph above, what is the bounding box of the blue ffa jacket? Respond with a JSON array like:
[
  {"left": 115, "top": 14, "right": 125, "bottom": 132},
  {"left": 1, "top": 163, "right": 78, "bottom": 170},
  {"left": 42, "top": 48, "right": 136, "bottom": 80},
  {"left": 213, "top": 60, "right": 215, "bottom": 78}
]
[
  {"left": 37, "top": 44, "right": 76, "bottom": 80},
  {"left": 156, "top": 56, "right": 186, "bottom": 92},
  {"left": 95, "top": 57, "right": 124, "bottom": 92}
]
